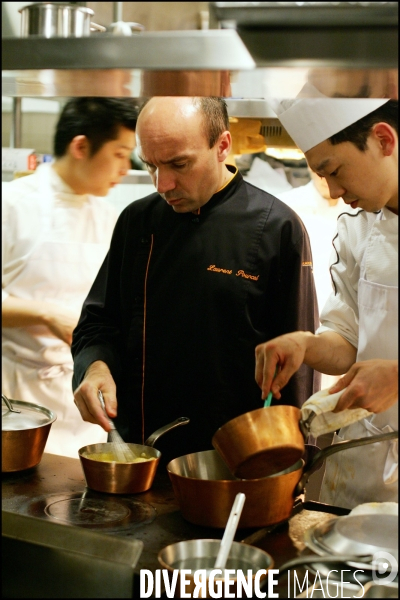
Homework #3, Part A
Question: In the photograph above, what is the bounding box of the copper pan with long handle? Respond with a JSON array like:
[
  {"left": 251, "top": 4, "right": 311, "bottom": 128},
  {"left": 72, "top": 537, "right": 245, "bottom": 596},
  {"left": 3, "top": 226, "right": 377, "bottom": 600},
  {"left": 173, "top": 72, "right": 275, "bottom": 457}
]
[
  {"left": 212, "top": 405, "right": 316, "bottom": 479},
  {"left": 79, "top": 416, "right": 189, "bottom": 494},
  {"left": 167, "top": 430, "right": 398, "bottom": 529}
]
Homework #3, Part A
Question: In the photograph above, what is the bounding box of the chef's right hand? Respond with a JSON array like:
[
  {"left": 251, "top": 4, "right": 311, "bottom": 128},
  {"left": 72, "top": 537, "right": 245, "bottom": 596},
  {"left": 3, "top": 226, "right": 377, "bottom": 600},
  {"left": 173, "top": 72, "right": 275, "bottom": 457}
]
[
  {"left": 73, "top": 360, "right": 117, "bottom": 432},
  {"left": 255, "top": 332, "right": 310, "bottom": 400}
]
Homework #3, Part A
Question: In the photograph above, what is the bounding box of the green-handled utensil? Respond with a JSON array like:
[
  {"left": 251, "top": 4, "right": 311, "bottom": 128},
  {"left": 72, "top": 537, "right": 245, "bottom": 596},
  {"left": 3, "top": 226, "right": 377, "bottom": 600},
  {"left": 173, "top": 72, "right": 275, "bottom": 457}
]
[
  {"left": 263, "top": 367, "right": 278, "bottom": 407},
  {"left": 263, "top": 391, "right": 273, "bottom": 408}
]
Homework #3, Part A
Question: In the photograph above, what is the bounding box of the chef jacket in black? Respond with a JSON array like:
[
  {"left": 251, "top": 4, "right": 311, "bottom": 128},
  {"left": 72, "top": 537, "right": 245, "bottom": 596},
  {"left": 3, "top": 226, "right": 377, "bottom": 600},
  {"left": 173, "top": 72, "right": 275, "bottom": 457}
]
[{"left": 72, "top": 168, "right": 320, "bottom": 462}]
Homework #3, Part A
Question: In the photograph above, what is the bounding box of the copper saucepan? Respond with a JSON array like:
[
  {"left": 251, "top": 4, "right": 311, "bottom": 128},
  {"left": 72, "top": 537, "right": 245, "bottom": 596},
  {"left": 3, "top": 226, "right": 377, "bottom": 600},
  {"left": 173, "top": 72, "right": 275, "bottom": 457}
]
[
  {"left": 2, "top": 394, "right": 57, "bottom": 472},
  {"left": 212, "top": 405, "right": 316, "bottom": 479},
  {"left": 79, "top": 416, "right": 189, "bottom": 494},
  {"left": 167, "top": 430, "right": 398, "bottom": 529}
]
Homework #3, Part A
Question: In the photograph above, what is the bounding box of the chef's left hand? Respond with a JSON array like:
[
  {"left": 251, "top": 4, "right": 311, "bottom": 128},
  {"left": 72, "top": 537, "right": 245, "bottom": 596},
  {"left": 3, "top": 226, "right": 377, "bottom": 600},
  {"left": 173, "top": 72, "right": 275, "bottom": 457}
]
[{"left": 329, "top": 359, "right": 398, "bottom": 413}]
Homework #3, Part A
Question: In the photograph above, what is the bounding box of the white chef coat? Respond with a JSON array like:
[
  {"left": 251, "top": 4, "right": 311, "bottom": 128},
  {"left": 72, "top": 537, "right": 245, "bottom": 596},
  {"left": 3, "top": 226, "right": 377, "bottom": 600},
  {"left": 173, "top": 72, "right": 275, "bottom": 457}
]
[
  {"left": 279, "top": 181, "right": 349, "bottom": 390},
  {"left": 318, "top": 207, "right": 398, "bottom": 508},
  {"left": 278, "top": 181, "right": 348, "bottom": 309},
  {"left": 2, "top": 163, "right": 117, "bottom": 458}
]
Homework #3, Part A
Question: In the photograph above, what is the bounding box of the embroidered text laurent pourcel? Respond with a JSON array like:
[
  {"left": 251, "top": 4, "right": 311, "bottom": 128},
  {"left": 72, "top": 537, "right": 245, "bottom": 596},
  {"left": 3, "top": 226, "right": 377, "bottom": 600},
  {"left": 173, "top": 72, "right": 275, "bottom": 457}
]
[
  {"left": 207, "top": 264, "right": 233, "bottom": 274},
  {"left": 207, "top": 265, "right": 259, "bottom": 281},
  {"left": 236, "top": 270, "right": 259, "bottom": 281}
]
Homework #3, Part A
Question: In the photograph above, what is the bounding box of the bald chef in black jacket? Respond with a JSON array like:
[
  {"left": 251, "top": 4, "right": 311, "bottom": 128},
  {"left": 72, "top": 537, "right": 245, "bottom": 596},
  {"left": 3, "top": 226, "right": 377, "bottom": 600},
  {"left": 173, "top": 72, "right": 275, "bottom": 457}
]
[{"left": 72, "top": 97, "right": 320, "bottom": 462}]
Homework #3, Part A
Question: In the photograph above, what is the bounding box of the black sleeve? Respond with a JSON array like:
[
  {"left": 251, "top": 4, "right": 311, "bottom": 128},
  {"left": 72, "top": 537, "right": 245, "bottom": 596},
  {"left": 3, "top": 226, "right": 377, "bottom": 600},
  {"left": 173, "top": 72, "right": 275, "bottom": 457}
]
[{"left": 279, "top": 214, "right": 321, "bottom": 405}]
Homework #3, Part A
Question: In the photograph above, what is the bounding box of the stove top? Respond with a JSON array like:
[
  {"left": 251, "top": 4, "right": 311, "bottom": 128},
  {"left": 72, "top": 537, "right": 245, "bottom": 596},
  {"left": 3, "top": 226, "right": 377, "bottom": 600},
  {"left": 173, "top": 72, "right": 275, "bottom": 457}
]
[{"left": 18, "top": 490, "right": 157, "bottom": 534}]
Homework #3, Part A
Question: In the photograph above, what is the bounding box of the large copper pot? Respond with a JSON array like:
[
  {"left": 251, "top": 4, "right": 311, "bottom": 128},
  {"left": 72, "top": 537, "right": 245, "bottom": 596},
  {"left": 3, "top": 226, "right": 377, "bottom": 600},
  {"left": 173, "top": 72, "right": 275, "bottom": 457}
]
[
  {"left": 2, "top": 395, "right": 56, "bottom": 472},
  {"left": 168, "top": 449, "right": 303, "bottom": 529},
  {"left": 167, "top": 430, "right": 398, "bottom": 529}
]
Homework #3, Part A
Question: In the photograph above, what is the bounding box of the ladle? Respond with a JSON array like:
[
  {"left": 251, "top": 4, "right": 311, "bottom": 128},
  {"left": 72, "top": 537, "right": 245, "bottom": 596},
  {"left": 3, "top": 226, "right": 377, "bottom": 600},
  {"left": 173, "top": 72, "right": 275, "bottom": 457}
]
[{"left": 214, "top": 492, "right": 246, "bottom": 570}]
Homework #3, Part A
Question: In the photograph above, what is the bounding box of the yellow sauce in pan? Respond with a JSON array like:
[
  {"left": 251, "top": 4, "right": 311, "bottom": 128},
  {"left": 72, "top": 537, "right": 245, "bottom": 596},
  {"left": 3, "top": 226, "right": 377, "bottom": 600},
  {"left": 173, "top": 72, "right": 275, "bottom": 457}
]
[{"left": 84, "top": 452, "right": 155, "bottom": 464}]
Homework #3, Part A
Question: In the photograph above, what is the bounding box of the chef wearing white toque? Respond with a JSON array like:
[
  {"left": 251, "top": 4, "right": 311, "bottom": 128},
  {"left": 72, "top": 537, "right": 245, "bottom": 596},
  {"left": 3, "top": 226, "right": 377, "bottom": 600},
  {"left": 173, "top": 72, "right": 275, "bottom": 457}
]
[{"left": 255, "top": 88, "right": 398, "bottom": 508}]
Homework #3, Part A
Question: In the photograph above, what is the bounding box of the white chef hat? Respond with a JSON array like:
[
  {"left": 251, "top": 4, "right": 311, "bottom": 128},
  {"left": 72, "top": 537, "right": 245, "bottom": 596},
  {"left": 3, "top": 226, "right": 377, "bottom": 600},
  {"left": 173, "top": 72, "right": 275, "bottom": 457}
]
[{"left": 268, "top": 83, "right": 389, "bottom": 153}]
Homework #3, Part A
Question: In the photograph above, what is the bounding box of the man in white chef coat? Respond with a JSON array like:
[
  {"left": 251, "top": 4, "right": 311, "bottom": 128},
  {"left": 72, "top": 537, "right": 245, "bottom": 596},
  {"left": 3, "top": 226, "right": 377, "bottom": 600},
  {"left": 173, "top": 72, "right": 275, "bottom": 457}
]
[
  {"left": 278, "top": 169, "right": 346, "bottom": 309},
  {"left": 278, "top": 169, "right": 347, "bottom": 392},
  {"left": 2, "top": 97, "right": 137, "bottom": 458},
  {"left": 255, "top": 95, "right": 398, "bottom": 508}
]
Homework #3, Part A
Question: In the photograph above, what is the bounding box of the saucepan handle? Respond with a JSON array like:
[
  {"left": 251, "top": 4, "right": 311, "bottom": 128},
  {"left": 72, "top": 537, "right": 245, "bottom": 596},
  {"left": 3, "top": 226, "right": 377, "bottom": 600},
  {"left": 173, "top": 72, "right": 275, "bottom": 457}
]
[
  {"left": 90, "top": 22, "right": 107, "bottom": 32},
  {"left": 144, "top": 416, "right": 190, "bottom": 448},
  {"left": 298, "top": 412, "right": 317, "bottom": 439},
  {"left": 296, "top": 429, "right": 398, "bottom": 494},
  {"left": 2, "top": 393, "right": 21, "bottom": 413}
]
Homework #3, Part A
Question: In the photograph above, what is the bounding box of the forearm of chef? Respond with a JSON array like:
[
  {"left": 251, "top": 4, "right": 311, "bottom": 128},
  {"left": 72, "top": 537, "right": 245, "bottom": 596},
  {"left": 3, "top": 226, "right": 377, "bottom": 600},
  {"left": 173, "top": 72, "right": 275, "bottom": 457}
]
[
  {"left": 2, "top": 295, "right": 52, "bottom": 327},
  {"left": 303, "top": 330, "right": 357, "bottom": 376}
]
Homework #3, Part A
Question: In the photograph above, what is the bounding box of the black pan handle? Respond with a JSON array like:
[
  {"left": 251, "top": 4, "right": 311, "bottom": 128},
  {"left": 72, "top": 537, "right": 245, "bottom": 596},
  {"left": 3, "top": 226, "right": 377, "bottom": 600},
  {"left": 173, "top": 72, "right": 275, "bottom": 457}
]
[
  {"left": 144, "top": 416, "right": 190, "bottom": 448},
  {"left": 296, "top": 429, "right": 398, "bottom": 495}
]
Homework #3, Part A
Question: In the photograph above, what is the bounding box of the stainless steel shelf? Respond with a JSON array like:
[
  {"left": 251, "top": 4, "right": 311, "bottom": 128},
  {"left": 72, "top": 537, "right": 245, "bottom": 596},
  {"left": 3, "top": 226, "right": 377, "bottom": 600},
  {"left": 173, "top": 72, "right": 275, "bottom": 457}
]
[{"left": 2, "top": 30, "right": 255, "bottom": 71}]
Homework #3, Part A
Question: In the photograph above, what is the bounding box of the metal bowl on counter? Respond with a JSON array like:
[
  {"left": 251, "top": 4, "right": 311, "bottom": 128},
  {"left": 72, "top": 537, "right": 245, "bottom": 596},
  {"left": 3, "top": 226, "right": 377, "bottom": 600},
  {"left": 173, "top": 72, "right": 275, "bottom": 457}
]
[
  {"left": 2, "top": 394, "right": 56, "bottom": 472},
  {"left": 158, "top": 539, "right": 273, "bottom": 598}
]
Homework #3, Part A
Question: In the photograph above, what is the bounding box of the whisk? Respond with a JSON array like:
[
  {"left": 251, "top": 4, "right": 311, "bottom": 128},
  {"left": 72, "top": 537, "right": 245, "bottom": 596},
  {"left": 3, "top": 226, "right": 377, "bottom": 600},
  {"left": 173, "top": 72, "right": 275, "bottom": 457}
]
[{"left": 97, "top": 390, "right": 137, "bottom": 462}]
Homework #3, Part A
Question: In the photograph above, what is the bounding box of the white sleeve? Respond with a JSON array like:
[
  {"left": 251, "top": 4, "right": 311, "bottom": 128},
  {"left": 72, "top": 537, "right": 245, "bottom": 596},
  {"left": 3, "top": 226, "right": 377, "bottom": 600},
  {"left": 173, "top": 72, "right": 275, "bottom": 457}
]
[
  {"left": 2, "top": 176, "right": 41, "bottom": 302},
  {"left": 316, "top": 212, "right": 370, "bottom": 349},
  {"left": 2, "top": 184, "right": 12, "bottom": 302}
]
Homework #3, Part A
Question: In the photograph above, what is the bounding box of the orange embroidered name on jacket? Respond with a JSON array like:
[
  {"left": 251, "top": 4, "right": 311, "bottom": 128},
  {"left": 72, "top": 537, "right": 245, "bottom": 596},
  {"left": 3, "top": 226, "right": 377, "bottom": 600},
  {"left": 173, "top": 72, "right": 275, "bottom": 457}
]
[
  {"left": 236, "top": 270, "right": 259, "bottom": 281},
  {"left": 207, "top": 266, "right": 260, "bottom": 281},
  {"left": 207, "top": 264, "right": 233, "bottom": 274}
]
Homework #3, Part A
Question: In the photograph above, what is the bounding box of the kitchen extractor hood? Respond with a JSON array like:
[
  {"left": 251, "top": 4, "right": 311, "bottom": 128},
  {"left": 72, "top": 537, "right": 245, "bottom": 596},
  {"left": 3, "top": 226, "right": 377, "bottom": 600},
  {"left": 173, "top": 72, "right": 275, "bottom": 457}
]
[{"left": 210, "top": 2, "right": 398, "bottom": 68}]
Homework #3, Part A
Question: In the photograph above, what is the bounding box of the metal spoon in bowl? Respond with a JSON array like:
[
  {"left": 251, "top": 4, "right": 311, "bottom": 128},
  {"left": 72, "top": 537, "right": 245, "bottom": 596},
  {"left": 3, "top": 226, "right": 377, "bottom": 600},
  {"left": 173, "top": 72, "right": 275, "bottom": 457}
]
[{"left": 214, "top": 492, "right": 246, "bottom": 570}]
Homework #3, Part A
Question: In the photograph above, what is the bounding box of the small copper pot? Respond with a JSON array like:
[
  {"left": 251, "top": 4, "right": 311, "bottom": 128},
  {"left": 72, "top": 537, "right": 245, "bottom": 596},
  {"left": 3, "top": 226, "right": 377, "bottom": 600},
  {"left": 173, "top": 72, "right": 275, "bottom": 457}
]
[
  {"left": 2, "top": 395, "right": 56, "bottom": 472},
  {"left": 79, "top": 416, "right": 189, "bottom": 494}
]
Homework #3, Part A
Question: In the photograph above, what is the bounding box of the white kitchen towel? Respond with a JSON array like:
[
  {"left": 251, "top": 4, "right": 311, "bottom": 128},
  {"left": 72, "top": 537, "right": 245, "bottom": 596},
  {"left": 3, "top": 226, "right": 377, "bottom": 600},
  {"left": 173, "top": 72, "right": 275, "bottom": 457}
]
[
  {"left": 301, "top": 387, "right": 372, "bottom": 437},
  {"left": 349, "top": 502, "right": 398, "bottom": 516}
]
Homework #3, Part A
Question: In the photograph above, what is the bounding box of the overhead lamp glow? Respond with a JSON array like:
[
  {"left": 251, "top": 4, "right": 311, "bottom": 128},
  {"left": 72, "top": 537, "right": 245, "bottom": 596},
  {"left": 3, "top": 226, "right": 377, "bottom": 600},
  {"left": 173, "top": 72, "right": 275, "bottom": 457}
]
[{"left": 265, "top": 148, "right": 305, "bottom": 161}]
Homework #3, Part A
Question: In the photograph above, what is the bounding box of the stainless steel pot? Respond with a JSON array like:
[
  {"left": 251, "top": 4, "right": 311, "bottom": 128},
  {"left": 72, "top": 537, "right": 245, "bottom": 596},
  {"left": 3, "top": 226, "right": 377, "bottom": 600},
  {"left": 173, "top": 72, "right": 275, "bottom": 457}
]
[
  {"left": 2, "top": 395, "right": 56, "bottom": 472},
  {"left": 167, "top": 430, "right": 398, "bottom": 528},
  {"left": 19, "top": 3, "right": 106, "bottom": 38},
  {"left": 79, "top": 416, "right": 190, "bottom": 494},
  {"left": 158, "top": 539, "right": 273, "bottom": 598}
]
